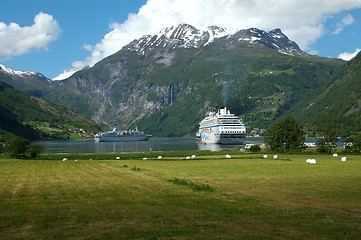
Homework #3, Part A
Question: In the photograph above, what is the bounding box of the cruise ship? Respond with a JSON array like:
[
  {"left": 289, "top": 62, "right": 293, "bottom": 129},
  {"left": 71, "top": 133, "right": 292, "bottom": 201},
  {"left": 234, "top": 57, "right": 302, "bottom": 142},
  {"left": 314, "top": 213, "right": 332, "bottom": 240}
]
[
  {"left": 198, "top": 107, "right": 246, "bottom": 144},
  {"left": 94, "top": 127, "right": 150, "bottom": 142}
]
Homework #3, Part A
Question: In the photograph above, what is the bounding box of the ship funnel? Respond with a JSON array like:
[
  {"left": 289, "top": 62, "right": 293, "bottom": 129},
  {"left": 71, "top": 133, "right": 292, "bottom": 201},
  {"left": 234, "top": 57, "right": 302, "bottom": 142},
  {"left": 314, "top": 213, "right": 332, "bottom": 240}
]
[{"left": 219, "top": 107, "right": 229, "bottom": 115}]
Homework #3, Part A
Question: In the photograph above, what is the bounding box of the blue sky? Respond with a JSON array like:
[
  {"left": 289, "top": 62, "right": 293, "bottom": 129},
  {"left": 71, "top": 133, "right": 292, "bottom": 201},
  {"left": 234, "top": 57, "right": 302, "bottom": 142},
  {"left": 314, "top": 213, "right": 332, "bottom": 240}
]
[{"left": 1, "top": 0, "right": 361, "bottom": 80}]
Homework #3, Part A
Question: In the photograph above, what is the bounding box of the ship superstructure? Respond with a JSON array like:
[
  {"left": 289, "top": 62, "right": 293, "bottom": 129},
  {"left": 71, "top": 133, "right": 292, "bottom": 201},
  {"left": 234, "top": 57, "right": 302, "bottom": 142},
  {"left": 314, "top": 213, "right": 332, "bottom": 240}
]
[
  {"left": 198, "top": 107, "right": 246, "bottom": 144},
  {"left": 94, "top": 127, "right": 150, "bottom": 142}
]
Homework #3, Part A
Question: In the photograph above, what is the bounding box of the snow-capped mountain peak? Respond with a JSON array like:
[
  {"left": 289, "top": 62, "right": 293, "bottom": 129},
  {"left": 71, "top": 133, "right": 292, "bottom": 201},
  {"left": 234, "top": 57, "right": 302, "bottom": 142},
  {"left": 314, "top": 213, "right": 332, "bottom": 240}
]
[
  {"left": 0, "top": 64, "right": 52, "bottom": 92},
  {"left": 0, "top": 64, "right": 39, "bottom": 77},
  {"left": 126, "top": 24, "right": 304, "bottom": 57},
  {"left": 128, "top": 24, "right": 239, "bottom": 53},
  {"left": 269, "top": 28, "right": 286, "bottom": 39},
  {"left": 204, "top": 25, "right": 237, "bottom": 46},
  {"left": 0, "top": 64, "right": 52, "bottom": 82}
]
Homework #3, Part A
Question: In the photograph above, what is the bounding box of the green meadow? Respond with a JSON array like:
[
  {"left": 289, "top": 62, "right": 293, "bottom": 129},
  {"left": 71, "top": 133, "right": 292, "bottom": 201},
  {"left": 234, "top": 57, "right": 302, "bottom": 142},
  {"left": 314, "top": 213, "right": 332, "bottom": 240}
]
[{"left": 0, "top": 152, "right": 360, "bottom": 239}]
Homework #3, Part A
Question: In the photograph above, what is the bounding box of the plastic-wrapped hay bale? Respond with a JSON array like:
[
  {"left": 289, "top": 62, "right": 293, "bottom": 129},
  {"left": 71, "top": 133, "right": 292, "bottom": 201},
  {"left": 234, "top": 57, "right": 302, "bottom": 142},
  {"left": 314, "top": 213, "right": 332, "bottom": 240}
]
[
  {"left": 309, "top": 159, "right": 316, "bottom": 164},
  {"left": 341, "top": 156, "right": 347, "bottom": 162},
  {"left": 306, "top": 159, "right": 316, "bottom": 164}
]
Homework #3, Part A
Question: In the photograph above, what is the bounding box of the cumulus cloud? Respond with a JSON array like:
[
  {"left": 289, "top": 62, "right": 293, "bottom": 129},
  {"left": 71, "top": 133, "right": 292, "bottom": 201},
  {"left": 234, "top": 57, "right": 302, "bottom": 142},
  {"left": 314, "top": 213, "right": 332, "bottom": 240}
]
[
  {"left": 338, "top": 48, "right": 361, "bottom": 61},
  {"left": 0, "top": 12, "right": 61, "bottom": 58},
  {"left": 332, "top": 14, "right": 355, "bottom": 35},
  {"left": 54, "top": 0, "right": 361, "bottom": 80}
]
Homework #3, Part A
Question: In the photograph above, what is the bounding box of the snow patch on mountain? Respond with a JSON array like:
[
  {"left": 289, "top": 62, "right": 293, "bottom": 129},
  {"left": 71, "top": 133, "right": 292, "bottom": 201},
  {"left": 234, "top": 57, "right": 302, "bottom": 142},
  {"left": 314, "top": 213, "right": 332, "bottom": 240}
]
[
  {"left": 203, "top": 25, "right": 236, "bottom": 46},
  {"left": 0, "top": 64, "right": 38, "bottom": 77},
  {"left": 126, "top": 24, "right": 304, "bottom": 57},
  {"left": 239, "top": 36, "right": 261, "bottom": 43},
  {"left": 0, "top": 64, "right": 51, "bottom": 82}
]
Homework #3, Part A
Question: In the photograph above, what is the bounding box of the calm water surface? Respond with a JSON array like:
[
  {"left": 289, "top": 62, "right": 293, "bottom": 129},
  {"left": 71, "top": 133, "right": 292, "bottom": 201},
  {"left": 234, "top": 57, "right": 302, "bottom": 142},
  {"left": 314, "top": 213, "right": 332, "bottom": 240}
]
[
  {"left": 33, "top": 137, "right": 342, "bottom": 154},
  {"left": 33, "top": 137, "right": 265, "bottom": 153}
]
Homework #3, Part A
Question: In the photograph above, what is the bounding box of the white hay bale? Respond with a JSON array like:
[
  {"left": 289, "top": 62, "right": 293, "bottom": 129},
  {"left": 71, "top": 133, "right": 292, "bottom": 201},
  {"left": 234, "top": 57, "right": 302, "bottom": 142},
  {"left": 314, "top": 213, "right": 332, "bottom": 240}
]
[
  {"left": 186, "top": 156, "right": 191, "bottom": 160},
  {"left": 158, "top": 156, "right": 162, "bottom": 159},
  {"left": 263, "top": 155, "right": 268, "bottom": 159},
  {"left": 226, "top": 154, "right": 231, "bottom": 159},
  {"left": 273, "top": 155, "right": 278, "bottom": 159},
  {"left": 341, "top": 157, "right": 347, "bottom": 162},
  {"left": 116, "top": 156, "right": 120, "bottom": 160},
  {"left": 306, "top": 159, "right": 316, "bottom": 164},
  {"left": 143, "top": 157, "right": 148, "bottom": 160},
  {"left": 191, "top": 155, "right": 196, "bottom": 159},
  {"left": 309, "top": 159, "right": 316, "bottom": 164},
  {"left": 74, "top": 160, "right": 78, "bottom": 162},
  {"left": 332, "top": 153, "right": 338, "bottom": 157},
  {"left": 62, "top": 157, "right": 68, "bottom": 161}
]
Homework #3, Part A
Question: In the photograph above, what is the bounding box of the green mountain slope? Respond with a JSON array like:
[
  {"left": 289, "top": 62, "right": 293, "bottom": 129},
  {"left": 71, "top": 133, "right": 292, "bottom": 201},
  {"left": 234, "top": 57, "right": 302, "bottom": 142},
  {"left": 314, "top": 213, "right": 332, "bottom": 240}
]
[
  {"left": 0, "top": 81, "right": 100, "bottom": 140},
  {"left": 291, "top": 52, "right": 361, "bottom": 137},
  {"left": 132, "top": 52, "right": 345, "bottom": 136}
]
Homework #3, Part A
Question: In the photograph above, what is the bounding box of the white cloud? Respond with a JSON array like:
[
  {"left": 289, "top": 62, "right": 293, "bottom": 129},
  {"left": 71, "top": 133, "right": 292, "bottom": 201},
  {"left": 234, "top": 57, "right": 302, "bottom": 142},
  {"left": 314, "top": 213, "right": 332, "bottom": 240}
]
[
  {"left": 0, "top": 12, "right": 60, "bottom": 58},
  {"left": 338, "top": 48, "right": 361, "bottom": 61},
  {"left": 332, "top": 14, "right": 355, "bottom": 35},
  {"left": 54, "top": 0, "right": 361, "bottom": 80}
]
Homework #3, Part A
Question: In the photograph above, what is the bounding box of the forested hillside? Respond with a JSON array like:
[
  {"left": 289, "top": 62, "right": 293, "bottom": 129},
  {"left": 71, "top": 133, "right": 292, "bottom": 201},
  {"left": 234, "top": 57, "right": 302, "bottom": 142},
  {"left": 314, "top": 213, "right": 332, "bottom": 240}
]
[
  {"left": 291, "top": 52, "right": 361, "bottom": 137},
  {"left": 0, "top": 81, "right": 100, "bottom": 140}
]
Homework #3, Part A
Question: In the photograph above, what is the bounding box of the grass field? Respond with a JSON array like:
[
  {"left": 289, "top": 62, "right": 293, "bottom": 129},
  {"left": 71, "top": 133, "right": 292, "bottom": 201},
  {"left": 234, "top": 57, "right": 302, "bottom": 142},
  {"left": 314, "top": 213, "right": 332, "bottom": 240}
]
[{"left": 0, "top": 152, "right": 360, "bottom": 239}]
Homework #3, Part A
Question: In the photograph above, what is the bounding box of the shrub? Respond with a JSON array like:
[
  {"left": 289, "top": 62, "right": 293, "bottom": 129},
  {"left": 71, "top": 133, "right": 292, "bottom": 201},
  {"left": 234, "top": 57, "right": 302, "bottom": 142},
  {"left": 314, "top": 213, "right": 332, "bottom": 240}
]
[
  {"left": 168, "top": 178, "right": 213, "bottom": 191},
  {"left": 345, "top": 133, "right": 361, "bottom": 153},
  {"left": 30, "top": 144, "right": 44, "bottom": 158},
  {"left": 316, "top": 139, "right": 334, "bottom": 153},
  {"left": 249, "top": 144, "right": 261, "bottom": 152},
  {"left": 316, "top": 144, "right": 332, "bottom": 153},
  {"left": 4, "top": 137, "right": 29, "bottom": 158},
  {"left": 131, "top": 166, "right": 140, "bottom": 171}
]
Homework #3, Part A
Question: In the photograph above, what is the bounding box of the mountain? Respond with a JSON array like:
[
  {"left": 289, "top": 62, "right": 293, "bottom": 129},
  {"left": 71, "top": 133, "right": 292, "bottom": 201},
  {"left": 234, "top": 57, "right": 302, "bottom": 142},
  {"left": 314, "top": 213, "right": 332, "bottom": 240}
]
[
  {"left": 1, "top": 24, "right": 346, "bottom": 137},
  {"left": 0, "top": 80, "right": 99, "bottom": 140},
  {"left": 0, "top": 64, "right": 53, "bottom": 98},
  {"left": 291, "top": 51, "right": 361, "bottom": 137}
]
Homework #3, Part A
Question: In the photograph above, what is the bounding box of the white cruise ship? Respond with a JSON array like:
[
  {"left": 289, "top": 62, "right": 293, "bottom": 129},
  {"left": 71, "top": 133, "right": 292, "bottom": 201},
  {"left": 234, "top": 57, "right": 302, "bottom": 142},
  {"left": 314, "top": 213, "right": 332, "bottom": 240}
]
[
  {"left": 94, "top": 127, "right": 150, "bottom": 142},
  {"left": 198, "top": 107, "right": 246, "bottom": 144}
]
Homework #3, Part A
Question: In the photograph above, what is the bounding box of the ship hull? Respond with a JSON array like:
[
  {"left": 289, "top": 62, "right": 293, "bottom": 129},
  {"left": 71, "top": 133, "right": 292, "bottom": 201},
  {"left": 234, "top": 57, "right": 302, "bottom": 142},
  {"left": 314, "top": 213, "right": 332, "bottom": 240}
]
[{"left": 199, "top": 126, "right": 245, "bottom": 144}]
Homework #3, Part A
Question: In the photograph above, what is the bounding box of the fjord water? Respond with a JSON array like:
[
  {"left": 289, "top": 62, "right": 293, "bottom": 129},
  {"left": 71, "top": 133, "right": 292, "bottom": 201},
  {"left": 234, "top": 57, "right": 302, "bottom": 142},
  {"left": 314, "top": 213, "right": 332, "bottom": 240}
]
[{"left": 33, "top": 137, "right": 265, "bottom": 153}]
